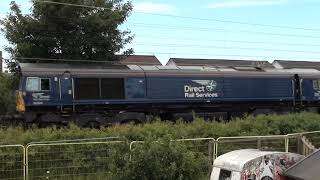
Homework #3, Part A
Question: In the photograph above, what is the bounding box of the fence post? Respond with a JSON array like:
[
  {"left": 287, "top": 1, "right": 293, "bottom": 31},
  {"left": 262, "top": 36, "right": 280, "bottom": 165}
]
[
  {"left": 296, "top": 134, "right": 302, "bottom": 155},
  {"left": 215, "top": 139, "right": 219, "bottom": 159},
  {"left": 24, "top": 146, "right": 27, "bottom": 180},
  {"left": 130, "top": 141, "right": 143, "bottom": 161},
  {"left": 257, "top": 137, "right": 262, "bottom": 150},
  {"left": 285, "top": 136, "right": 289, "bottom": 153},
  {"left": 208, "top": 140, "right": 213, "bottom": 174},
  {"left": 25, "top": 145, "right": 31, "bottom": 180}
]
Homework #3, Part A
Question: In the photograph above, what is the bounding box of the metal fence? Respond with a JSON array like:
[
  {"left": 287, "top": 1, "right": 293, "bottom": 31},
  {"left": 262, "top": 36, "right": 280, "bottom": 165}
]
[
  {"left": 25, "top": 137, "right": 126, "bottom": 180},
  {"left": 0, "top": 145, "right": 25, "bottom": 180},
  {"left": 0, "top": 131, "right": 319, "bottom": 180},
  {"left": 130, "top": 138, "right": 215, "bottom": 174},
  {"left": 288, "top": 131, "right": 320, "bottom": 155},
  {"left": 215, "top": 135, "right": 290, "bottom": 158}
]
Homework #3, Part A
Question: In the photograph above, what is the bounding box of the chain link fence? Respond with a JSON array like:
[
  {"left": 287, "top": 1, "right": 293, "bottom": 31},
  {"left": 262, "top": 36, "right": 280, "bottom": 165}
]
[{"left": 0, "top": 131, "right": 318, "bottom": 179}]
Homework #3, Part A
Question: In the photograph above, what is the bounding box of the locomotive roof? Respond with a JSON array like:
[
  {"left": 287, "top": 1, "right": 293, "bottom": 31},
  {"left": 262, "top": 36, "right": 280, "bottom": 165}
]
[
  {"left": 19, "top": 63, "right": 320, "bottom": 78},
  {"left": 20, "top": 63, "right": 129, "bottom": 69},
  {"left": 168, "top": 58, "right": 275, "bottom": 69},
  {"left": 119, "top": 55, "right": 162, "bottom": 65},
  {"left": 274, "top": 60, "right": 320, "bottom": 70},
  {"left": 19, "top": 63, "right": 133, "bottom": 76}
]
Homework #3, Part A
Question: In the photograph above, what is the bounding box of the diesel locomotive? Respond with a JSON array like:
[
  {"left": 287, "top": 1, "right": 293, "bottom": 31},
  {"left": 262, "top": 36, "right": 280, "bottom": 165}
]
[{"left": 15, "top": 63, "right": 320, "bottom": 126}]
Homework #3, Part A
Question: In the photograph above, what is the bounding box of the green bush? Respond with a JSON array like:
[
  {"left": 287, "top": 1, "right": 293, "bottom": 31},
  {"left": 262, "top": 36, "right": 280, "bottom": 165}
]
[
  {"left": 0, "top": 74, "right": 18, "bottom": 115},
  {"left": 0, "top": 112, "right": 320, "bottom": 144},
  {"left": 123, "top": 138, "right": 208, "bottom": 180}
]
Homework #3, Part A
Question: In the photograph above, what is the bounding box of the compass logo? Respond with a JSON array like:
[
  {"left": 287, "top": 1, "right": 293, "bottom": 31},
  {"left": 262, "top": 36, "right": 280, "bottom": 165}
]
[{"left": 206, "top": 80, "right": 217, "bottom": 92}]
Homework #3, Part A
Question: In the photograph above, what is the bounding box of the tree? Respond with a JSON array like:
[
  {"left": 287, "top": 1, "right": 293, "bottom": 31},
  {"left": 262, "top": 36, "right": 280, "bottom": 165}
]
[
  {"left": 1, "top": 0, "right": 134, "bottom": 73},
  {"left": 0, "top": 74, "right": 18, "bottom": 114}
]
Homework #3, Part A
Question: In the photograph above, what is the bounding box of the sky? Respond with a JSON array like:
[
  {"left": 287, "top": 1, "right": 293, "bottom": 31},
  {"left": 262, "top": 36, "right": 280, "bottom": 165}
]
[{"left": 1, "top": 0, "right": 320, "bottom": 66}]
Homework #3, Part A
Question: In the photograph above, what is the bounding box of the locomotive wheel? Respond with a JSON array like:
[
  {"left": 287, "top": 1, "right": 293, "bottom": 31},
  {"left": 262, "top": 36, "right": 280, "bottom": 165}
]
[
  {"left": 39, "top": 122, "right": 59, "bottom": 128},
  {"left": 120, "top": 119, "right": 141, "bottom": 125},
  {"left": 85, "top": 121, "right": 100, "bottom": 129}
]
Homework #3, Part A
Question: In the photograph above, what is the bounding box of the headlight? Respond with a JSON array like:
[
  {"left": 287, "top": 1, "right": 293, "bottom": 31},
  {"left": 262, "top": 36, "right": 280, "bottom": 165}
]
[{"left": 16, "top": 91, "right": 26, "bottom": 113}]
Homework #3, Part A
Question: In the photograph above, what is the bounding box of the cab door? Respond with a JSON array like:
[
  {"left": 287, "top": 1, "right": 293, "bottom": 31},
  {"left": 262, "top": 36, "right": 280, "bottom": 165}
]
[
  {"left": 293, "top": 74, "right": 302, "bottom": 105},
  {"left": 59, "top": 72, "right": 73, "bottom": 106}
]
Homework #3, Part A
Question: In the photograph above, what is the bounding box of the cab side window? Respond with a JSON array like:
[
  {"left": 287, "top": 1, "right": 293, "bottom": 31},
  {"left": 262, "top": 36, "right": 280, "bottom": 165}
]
[
  {"left": 26, "top": 77, "right": 40, "bottom": 91},
  {"left": 40, "top": 79, "right": 50, "bottom": 91},
  {"left": 313, "top": 80, "right": 320, "bottom": 90},
  {"left": 26, "top": 77, "right": 50, "bottom": 91},
  {"left": 219, "top": 169, "right": 232, "bottom": 180}
]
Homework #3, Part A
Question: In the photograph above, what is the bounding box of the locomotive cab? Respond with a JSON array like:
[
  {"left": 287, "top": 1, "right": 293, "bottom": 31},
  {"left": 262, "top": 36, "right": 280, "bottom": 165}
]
[{"left": 22, "top": 76, "right": 59, "bottom": 106}]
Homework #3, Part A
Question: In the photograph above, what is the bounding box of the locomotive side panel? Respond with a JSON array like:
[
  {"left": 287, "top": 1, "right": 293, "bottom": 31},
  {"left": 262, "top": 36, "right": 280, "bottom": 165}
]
[
  {"left": 125, "top": 78, "right": 146, "bottom": 99},
  {"left": 301, "top": 79, "right": 320, "bottom": 101},
  {"left": 223, "top": 78, "right": 294, "bottom": 101},
  {"left": 72, "top": 77, "right": 146, "bottom": 105},
  {"left": 146, "top": 77, "right": 224, "bottom": 102}
]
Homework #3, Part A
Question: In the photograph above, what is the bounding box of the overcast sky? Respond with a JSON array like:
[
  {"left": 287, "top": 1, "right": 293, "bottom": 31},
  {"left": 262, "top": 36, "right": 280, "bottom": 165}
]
[{"left": 1, "top": 0, "right": 320, "bottom": 66}]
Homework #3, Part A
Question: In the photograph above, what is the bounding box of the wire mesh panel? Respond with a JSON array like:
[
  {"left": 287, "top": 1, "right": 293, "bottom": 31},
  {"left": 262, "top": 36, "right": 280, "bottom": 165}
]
[
  {"left": 173, "top": 138, "right": 215, "bottom": 178},
  {"left": 129, "top": 138, "right": 214, "bottom": 178},
  {"left": 0, "top": 145, "right": 25, "bottom": 180},
  {"left": 216, "top": 136, "right": 288, "bottom": 157},
  {"left": 287, "top": 136, "right": 301, "bottom": 153},
  {"left": 174, "top": 138, "right": 214, "bottom": 154},
  {"left": 260, "top": 138, "right": 287, "bottom": 152},
  {"left": 26, "top": 141, "right": 128, "bottom": 180},
  {"left": 216, "top": 138, "right": 259, "bottom": 156},
  {"left": 130, "top": 139, "right": 214, "bottom": 162},
  {"left": 302, "top": 132, "right": 320, "bottom": 148},
  {"left": 288, "top": 131, "right": 320, "bottom": 154}
]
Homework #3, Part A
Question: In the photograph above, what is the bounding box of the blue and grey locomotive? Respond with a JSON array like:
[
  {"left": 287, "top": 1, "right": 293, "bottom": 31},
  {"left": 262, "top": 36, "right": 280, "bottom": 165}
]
[{"left": 15, "top": 63, "right": 320, "bottom": 126}]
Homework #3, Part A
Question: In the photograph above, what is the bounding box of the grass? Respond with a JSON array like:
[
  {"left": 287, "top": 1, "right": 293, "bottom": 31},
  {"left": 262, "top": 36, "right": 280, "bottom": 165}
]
[{"left": 0, "top": 112, "right": 319, "bottom": 144}]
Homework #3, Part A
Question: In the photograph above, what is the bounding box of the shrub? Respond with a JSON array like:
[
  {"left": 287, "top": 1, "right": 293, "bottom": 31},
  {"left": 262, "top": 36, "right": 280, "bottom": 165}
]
[
  {"left": 0, "top": 112, "right": 320, "bottom": 144},
  {"left": 0, "top": 74, "right": 18, "bottom": 115},
  {"left": 123, "top": 137, "right": 208, "bottom": 180}
]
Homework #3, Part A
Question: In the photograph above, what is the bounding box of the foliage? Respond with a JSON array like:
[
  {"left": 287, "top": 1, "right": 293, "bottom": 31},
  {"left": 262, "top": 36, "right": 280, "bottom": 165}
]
[
  {"left": 123, "top": 138, "right": 208, "bottom": 180},
  {"left": 0, "top": 112, "right": 320, "bottom": 144},
  {"left": 23, "top": 138, "right": 208, "bottom": 180},
  {"left": 1, "top": 0, "right": 133, "bottom": 73},
  {"left": 0, "top": 113, "right": 319, "bottom": 179},
  {"left": 0, "top": 74, "right": 18, "bottom": 115}
]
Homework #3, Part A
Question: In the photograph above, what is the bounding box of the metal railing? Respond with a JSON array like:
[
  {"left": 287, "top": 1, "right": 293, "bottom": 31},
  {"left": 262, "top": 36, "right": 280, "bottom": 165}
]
[
  {"left": 0, "top": 131, "right": 318, "bottom": 179},
  {"left": 215, "top": 135, "right": 290, "bottom": 158},
  {"left": 287, "top": 131, "right": 320, "bottom": 156},
  {"left": 0, "top": 145, "right": 25, "bottom": 180}
]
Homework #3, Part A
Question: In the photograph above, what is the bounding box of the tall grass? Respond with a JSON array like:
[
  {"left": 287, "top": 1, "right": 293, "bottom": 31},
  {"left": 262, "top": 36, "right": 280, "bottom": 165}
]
[{"left": 0, "top": 112, "right": 319, "bottom": 144}]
